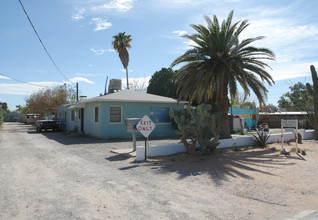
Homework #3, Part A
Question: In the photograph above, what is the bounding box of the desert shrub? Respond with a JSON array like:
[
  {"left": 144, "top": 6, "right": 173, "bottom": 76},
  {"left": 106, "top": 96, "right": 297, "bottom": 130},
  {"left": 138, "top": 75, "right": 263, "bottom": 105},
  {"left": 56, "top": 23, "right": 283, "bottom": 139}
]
[
  {"left": 170, "top": 104, "right": 221, "bottom": 155},
  {"left": 252, "top": 131, "right": 270, "bottom": 149},
  {"left": 0, "top": 110, "right": 4, "bottom": 127}
]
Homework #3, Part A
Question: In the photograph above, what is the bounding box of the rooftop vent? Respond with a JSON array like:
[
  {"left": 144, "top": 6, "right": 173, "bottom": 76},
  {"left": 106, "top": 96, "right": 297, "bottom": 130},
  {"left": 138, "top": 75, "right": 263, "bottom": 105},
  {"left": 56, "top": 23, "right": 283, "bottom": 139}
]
[{"left": 108, "top": 79, "right": 122, "bottom": 94}]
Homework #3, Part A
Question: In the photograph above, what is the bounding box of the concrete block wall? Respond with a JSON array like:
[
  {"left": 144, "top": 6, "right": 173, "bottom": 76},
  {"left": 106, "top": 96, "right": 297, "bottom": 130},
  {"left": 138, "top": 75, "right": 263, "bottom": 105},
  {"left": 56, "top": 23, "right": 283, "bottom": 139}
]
[{"left": 136, "top": 130, "right": 315, "bottom": 161}]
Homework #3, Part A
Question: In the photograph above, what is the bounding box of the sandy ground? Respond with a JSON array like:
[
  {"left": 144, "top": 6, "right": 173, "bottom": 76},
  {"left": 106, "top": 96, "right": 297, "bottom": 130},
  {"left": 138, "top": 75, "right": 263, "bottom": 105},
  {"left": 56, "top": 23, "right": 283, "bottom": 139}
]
[{"left": 1, "top": 122, "right": 318, "bottom": 220}]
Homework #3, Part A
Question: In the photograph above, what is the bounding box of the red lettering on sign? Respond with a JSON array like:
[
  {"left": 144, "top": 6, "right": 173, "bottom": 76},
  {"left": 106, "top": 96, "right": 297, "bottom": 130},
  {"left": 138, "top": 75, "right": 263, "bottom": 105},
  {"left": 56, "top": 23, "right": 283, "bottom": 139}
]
[{"left": 140, "top": 120, "right": 152, "bottom": 126}]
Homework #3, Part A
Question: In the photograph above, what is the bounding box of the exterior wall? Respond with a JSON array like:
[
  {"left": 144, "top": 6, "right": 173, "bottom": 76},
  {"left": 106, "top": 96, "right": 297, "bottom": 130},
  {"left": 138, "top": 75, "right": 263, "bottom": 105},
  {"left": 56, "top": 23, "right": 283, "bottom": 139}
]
[
  {"left": 83, "top": 102, "right": 102, "bottom": 138},
  {"left": 57, "top": 105, "right": 81, "bottom": 132},
  {"left": 83, "top": 101, "right": 184, "bottom": 139},
  {"left": 229, "top": 108, "right": 259, "bottom": 129}
]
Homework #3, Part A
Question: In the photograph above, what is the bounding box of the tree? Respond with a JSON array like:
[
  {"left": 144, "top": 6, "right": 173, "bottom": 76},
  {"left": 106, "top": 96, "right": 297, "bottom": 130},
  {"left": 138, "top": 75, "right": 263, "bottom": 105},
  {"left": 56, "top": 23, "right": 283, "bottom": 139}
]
[
  {"left": 171, "top": 11, "right": 275, "bottom": 138},
  {"left": 230, "top": 92, "right": 256, "bottom": 109},
  {"left": 112, "top": 32, "right": 132, "bottom": 90},
  {"left": 0, "top": 102, "right": 8, "bottom": 111},
  {"left": 277, "top": 82, "right": 313, "bottom": 112},
  {"left": 25, "top": 85, "right": 76, "bottom": 115},
  {"left": 147, "top": 68, "right": 177, "bottom": 98},
  {"left": 16, "top": 105, "right": 31, "bottom": 114},
  {"left": 259, "top": 103, "right": 278, "bottom": 113}
]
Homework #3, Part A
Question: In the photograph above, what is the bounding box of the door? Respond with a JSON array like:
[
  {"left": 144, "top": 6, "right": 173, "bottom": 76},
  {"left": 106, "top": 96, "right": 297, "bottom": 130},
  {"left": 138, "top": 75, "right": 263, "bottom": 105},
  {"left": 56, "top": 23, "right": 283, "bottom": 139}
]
[{"left": 80, "top": 108, "right": 84, "bottom": 133}]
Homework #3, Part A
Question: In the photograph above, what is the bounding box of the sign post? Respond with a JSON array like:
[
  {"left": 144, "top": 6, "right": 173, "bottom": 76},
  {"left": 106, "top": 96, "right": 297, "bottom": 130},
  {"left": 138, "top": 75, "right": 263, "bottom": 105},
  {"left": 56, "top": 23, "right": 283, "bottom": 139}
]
[
  {"left": 281, "top": 119, "right": 298, "bottom": 152},
  {"left": 136, "top": 115, "right": 156, "bottom": 160}
]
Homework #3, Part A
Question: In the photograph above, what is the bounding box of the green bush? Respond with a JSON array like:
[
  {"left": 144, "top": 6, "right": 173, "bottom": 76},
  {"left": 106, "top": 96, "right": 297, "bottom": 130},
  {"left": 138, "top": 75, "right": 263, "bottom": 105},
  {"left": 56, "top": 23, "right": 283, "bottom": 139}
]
[
  {"left": 170, "top": 104, "right": 221, "bottom": 155},
  {"left": 0, "top": 110, "right": 4, "bottom": 127}
]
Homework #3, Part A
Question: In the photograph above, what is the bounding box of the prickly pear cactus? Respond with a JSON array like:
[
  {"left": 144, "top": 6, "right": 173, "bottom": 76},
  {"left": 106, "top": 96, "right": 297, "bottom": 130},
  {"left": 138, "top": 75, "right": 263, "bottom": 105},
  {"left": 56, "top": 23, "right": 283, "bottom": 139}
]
[
  {"left": 170, "top": 103, "right": 221, "bottom": 154},
  {"left": 306, "top": 65, "right": 318, "bottom": 140}
]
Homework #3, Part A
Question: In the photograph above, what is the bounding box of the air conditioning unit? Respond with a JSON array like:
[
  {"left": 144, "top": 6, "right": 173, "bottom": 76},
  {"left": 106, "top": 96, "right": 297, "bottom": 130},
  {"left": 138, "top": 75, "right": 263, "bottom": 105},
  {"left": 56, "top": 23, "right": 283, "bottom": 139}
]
[{"left": 108, "top": 79, "right": 122, "bottom": 93}]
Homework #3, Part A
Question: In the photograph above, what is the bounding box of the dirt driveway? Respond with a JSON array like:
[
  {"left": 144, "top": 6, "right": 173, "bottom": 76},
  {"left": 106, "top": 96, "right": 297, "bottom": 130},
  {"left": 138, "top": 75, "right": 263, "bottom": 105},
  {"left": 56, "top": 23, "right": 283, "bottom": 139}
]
[{"left": 1, "top": 122, "right": 318, "bottom": 220}]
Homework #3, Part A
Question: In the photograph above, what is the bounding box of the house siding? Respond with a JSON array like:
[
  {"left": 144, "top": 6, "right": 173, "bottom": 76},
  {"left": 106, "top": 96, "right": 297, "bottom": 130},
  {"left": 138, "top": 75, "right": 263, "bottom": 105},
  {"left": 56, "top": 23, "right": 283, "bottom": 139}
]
[
  {"left": 85, "top": 101, "right": 183, "bottom": 139},
  {"left": 229, "top": 108, "right": 259, "bottom": 128},
  {"left": 57, "top": 93, "right": 185, "bottom": 139}
]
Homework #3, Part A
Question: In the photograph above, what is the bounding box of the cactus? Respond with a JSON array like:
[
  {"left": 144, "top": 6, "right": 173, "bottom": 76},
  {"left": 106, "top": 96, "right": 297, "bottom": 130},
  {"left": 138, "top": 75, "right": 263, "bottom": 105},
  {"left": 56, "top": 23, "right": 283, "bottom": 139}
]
[
  {"left": 170, "top": 104, "right": 221, "bottom": 155},
  {"left": 306, "top": 65, "right": 318, "bottom": 140}
]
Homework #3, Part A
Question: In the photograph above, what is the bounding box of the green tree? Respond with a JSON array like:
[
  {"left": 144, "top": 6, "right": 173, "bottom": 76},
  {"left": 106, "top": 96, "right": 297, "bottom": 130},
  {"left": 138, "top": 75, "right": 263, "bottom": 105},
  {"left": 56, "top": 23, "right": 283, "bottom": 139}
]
[
  {"left": 230, "top": 92, "right": 256, "bottom": 109},
  {"left": 16, "top": 105, "right": 31, "bottom": 114},
  {"left": 171, "top": 11, "right": 275, "bottom": 138},
  {"left": 25, "top": 85, "right": 76, "bottom": 115},
  {"left": 0, "top": 102, "right": 8, "bottom": 111},
  {"left": 112, "top": 32, "right": 132, "bottom": 90},
  {"left": 259, "top": 103, "right": 278, "bottom": 113},
  {"left": 147, "top": 68, "right": 177, "bottom": 98},
  {"left": 278, "top": 82, "right": 313, "bottom": 111}
]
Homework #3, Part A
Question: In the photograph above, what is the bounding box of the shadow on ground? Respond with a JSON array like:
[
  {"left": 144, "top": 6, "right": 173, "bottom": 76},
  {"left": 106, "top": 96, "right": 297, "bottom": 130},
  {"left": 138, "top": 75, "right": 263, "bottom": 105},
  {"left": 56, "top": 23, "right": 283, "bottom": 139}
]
[{"left": 122, "top": 147, "right": 300, "bottom": 186}]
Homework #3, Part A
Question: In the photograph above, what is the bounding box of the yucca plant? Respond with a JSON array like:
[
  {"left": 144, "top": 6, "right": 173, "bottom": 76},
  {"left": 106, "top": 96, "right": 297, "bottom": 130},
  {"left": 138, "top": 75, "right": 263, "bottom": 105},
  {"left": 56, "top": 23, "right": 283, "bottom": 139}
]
[{"left": 252, "top": 131, "right": 270, "bottom": 149}]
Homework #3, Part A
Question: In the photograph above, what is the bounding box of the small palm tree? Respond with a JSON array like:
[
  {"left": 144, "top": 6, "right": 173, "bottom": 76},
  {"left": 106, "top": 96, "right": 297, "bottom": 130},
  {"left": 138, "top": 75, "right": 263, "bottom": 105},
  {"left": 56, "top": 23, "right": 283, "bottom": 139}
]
[
  {"left": 171, "top": 11, "right": 275, "bottom": 138},
  {"left": 112, "top": 32, "right": 132, "bottom": 89}
]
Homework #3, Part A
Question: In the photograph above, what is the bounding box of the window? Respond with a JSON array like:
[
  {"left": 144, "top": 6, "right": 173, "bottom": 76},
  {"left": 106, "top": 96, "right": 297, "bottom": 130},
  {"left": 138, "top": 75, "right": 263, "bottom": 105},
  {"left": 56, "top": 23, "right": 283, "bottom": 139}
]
[
  {"left": 64, "top": 112, "right": 67, "bottom": 123},
  {"left": 110, "top": 106, "right": 122, "bottom": 123},
  {"left": 71, "top": 110, "right": 75, "bottom": 122},
  {"left": 94, "top": 107, "right": 99, "bottom": 123},
  {"left": 150, "top": 107, "right": 170, "bottom": 124}
]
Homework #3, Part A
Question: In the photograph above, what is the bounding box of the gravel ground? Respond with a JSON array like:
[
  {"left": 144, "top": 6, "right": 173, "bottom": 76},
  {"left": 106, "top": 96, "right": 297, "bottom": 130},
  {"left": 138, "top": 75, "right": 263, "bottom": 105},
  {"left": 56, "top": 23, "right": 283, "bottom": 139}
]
[{"left": 1, "top": 122, "right": 318, "bottom": 220}]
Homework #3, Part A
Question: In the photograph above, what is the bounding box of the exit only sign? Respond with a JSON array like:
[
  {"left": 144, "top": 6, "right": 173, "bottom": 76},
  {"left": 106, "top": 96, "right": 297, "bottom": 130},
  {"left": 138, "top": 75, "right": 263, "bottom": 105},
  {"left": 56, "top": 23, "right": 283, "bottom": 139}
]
[{"left": 136, "top": 115, "right": 156, "bottom": 138}]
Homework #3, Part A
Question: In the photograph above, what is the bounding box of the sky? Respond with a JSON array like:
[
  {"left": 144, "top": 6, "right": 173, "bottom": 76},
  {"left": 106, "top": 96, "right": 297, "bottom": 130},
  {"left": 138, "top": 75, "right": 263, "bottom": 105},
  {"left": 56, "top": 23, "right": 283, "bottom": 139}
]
[{"left": 1, "top": 0, "right": 318, "bottom": 111}]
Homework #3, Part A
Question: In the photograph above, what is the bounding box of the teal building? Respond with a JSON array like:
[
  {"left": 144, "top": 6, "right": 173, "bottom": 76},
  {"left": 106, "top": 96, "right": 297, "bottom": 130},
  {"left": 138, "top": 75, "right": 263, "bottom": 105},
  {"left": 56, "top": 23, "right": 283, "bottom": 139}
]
[
  {"left": 229, "top": 108, "right": 259, "bottom": 129},
  {"left": 57, "top": 90, "right": 186, "bottom": 139}
]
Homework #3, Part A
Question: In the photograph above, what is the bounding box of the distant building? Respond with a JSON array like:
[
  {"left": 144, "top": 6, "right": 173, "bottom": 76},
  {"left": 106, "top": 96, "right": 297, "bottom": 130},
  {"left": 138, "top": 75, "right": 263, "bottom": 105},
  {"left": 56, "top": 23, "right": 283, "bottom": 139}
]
[
  {"left": 258, "top": 112, "right": 311, "bottom": 128},
  {"left": 229, "top": 108, "right": 259, "bottom": 129},
  {"left": 3, "top": 112, "right": 23, "bottom": 122}
]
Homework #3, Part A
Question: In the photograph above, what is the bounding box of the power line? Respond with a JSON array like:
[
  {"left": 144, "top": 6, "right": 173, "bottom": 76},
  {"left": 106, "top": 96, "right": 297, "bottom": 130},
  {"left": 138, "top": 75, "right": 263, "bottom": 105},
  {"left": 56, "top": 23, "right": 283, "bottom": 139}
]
[
  {"left": 0, "top": 72, "right": 48, "bottom": 88},
  {"left": 17, "top": 0, "right": 71, "bottom": 83}
]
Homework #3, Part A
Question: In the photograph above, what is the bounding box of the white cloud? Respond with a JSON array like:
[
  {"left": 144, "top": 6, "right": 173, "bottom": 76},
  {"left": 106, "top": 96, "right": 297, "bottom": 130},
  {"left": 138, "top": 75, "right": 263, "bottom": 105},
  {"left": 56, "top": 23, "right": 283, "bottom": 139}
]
[
  {"left": 71, "top": 8, "right": 86, "bottom": 21},
  {"left": 69, "top": 77, "right": 95, "bottom": 84},
  {"left": 92, "top": 0, "right": 135, "bottom": 13},
  {"left": 121, "top": 76, "right": 151, "bottom": 92},
  {"left": 91, "top": 17, "right": 112, "bottom": 31},
  {"left": 0, "top": 75, "right": 11, "bottom": 80},
  {"left": 90, "top": 47, "right": 115, "bottom": 55},
  {"left": 172, "top": 30, "right": 187, "bottom": 36},
  {"left": 0, "top": 82, "right": 63, "bottom": 95},
  {"left": 270, "top": 61, "right": 318, "bottom": 81},
  {"left": 120, "top": 68, "right": 133, "bottom": 73},
  {"left": 74, "top": 72, "right": 105, "bottom": 77}
]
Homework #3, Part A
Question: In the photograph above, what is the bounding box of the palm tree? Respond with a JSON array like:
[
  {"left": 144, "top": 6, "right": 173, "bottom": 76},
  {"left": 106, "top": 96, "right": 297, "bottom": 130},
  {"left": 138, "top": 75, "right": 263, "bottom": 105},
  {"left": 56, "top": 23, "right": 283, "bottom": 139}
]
[
  {"left": 112, "top": 32, "right": 132, "bottom": 89},
  {"left": 171, "top": 11, "right": 275, "bottom": 138}
]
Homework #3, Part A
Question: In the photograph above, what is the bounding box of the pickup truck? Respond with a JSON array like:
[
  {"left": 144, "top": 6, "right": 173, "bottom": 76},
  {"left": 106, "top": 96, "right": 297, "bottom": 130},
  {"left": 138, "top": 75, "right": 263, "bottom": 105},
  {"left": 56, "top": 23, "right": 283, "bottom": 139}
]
[{"left": 36, "top": 115, "right": 60, "bottom": 133}]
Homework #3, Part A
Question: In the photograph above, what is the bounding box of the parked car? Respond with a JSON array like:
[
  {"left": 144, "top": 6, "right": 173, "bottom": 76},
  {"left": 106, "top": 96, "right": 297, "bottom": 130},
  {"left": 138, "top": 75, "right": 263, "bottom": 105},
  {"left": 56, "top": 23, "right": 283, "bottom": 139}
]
[
  {"left": 258, "top": 122, "right": 269, "bottom": 132},
  {"left": 36, "top": 115, "right": 60, "bottom": 132}
]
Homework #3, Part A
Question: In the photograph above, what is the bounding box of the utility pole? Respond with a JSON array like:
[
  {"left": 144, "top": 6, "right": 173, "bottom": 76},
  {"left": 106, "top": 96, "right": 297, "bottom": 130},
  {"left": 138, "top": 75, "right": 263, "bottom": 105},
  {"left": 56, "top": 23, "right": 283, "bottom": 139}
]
[
  {"left": 64, "top": 83, "right": 67, "bottom": 103},
  {"left": 76, "top": 82, "right": 79, "bottom": 102}
]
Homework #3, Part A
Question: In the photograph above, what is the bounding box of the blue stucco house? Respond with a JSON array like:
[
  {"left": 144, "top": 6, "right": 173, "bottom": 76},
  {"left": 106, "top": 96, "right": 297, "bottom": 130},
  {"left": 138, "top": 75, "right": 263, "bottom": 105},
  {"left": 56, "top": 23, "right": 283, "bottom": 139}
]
[{"left": 57, "top": 90, "right": 186, "bottom": 139}]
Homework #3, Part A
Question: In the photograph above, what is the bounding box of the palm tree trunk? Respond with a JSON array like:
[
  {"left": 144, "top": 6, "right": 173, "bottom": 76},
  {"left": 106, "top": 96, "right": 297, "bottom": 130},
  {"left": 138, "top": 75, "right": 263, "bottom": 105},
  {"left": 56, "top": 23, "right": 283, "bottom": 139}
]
[
  {"left": 217, "top": 82, "right": 232, "bottom": 139},
  {"left": 125, "top": 67, "right": 129, "bottom": 90}
]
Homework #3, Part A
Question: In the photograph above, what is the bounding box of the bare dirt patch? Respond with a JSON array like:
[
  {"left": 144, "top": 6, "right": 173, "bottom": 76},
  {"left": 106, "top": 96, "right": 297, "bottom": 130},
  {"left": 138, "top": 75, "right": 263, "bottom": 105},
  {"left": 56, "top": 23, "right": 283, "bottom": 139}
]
[{"left": 1, "top": 123, "right": 318, "bottom": 219}]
